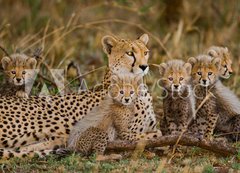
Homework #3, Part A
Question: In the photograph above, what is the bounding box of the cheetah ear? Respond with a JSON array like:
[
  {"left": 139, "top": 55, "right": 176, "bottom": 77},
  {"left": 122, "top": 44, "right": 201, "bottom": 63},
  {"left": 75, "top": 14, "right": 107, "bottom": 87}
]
[
  {"left": 158, "top": 63, "right": 167, "bottom": 77},
  {"left": 212, "top": 57, "right": 221, "bottom": 69},
  {"left": 26, "top": 58, "right": 37, "bottom": 69},
  {"left": 138, "top": 34, "right": 149, "bottom": 45},
  {"left": 101, "top": 35, "right": 118, "bottom": 55},
  {"left": 208, "top": 49, "right": 218, "bottom": 58},
  {"left": 188, "top": 57, "right": 197, "bottom": 67},
  {"left": 110, "top": 74, "right": 119, "bottom": 85},
  {"left": 1, "top": 56, "right": 11, "bottom": 69},
  {"left": 184, "top": 63, "right": 192, "bottom": 75}
]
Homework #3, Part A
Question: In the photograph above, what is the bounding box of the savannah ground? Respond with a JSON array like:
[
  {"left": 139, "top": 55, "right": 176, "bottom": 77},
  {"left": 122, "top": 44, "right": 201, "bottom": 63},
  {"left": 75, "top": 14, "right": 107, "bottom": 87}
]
[{"left": 0, "top": 0, "right": 240, "bottom": 172}]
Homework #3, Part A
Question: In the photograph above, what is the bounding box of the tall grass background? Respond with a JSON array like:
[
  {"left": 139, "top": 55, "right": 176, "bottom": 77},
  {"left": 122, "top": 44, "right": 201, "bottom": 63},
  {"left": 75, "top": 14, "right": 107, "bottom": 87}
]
[{"left": 0, "top": 0, "right": 239, "bottom": 172}]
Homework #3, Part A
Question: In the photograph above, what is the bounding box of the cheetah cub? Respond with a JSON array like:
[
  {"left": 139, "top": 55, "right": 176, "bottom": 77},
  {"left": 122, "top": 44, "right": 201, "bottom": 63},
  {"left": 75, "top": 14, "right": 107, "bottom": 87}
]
[
  {"left": 159, "top": 60, "right": 195, "bottom": 135},
  {"left": 206, "top": 46, "right": 233, "bottom": 79},
  {"left": 1, "top": 53, "right": 37, "bottom": 97},
  {"left": 65, "top": 74, "right": 162, "bottom": 158},
  {"left": 206, "top": 46, "right": 240, "bottom": 141},
  {"left": 188, "top": 55, "right": 221, "bottom": 140}
]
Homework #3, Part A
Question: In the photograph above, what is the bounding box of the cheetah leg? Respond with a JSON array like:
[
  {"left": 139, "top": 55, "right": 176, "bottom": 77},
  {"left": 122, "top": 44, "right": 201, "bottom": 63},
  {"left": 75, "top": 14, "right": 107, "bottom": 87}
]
[
  {"left": 166, "top": 117, "right": 178, "bottom": 135},
  {"left": 18, "top": 136, "right": 67, "bottom": 152},
  {"left": 96, "top": 154, "right": 122, "bottom": 161},
  {"left": 119, "top": 130, "right": 162, "bottom": 141},
  {"left": 118, "top": 131, "right": 140, "bottom": 140},
  {"left": 92, "top": 132, "right": 122, "bottom": 161},
  {"left": 92, "top": 142, "right": 108, "bottom": 155},
  {"left": 0, "top": 148, "right": 54, "bottom": 160},
  {"left": 6, "top": 132, "right": 52, "bottom": 148},
  {"left": 204, "top": 113, "right": 219, "bottom": 140},
  {"left": 231, "top": 116, "right": 240, "bottom": 141},
  {"left": 177, "top": 106, "right": 190, "bottom": 133},
  {"left": 138, "top": 130, "right": 162, "bottom": 140},
  {"left": 178, "top": 122, "right": 187, "bottom": 133},
  {"left": 92, "top": 130, "right": 123, "bottom": 161},
  {"left": 195, "top": 116, "right": 207, "bottom": 140},
  {"left": 132, "top": 94, "right": 158, "bottom": 133},
  {"left": 188, "top": 120, "right": 198, "bottom": 135}
]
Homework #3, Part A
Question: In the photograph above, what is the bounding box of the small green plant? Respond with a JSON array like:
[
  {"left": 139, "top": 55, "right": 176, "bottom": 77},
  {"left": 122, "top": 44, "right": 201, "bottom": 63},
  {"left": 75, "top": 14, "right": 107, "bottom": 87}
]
[
  {"left": 203, "top": 164, "right": 215, "bottom": 173},
  {"left": 232, "top": 163, "right": 240, "bottom": 170}
]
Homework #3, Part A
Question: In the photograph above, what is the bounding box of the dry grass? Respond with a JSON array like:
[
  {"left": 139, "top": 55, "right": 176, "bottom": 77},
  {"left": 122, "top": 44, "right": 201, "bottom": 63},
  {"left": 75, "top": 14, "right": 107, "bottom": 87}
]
[{"left": 0, "top": 0, "right": 240, "bottom": 172}]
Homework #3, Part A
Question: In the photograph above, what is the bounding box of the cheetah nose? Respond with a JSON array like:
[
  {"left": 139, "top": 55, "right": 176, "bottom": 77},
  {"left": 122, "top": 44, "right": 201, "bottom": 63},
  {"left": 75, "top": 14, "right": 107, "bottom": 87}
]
[
  {"left": 139, "top": 65, "right": 148, "bottom": 71},
  {"left": 174, "top": 85, "right": 179, "bottom": 89},
  {"left": 229, "top": 71, "right": 233, "bottom": 75},
  {"left": 125, "top": 98, "right": 129, "bottom": 103},
  {"left": 16, "top": 78, "right": 21, "bottom": 82},
  {"left": 202, "top": 79, "right": 207, "bottom": 84}
]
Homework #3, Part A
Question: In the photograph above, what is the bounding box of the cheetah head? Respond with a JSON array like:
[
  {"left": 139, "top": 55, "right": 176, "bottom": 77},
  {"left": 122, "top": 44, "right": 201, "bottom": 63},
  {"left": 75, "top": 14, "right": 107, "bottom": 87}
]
[
  {"left": 188, "top": 55, "right": 220, "bottom": 87},
  {"left": 1, "top": 54, "right": 37, "bottom": 86},
  {"left": 102, "top": 34, "right": 149, "bottom": 77},
  {"left": 108, "top": 74, "right": 142, "bottom": 105},
  {"left": 159, "top": 60, "right": 192, "bottom": 93},
  {"left": 207, "top": 46, "right": 233, "bottom": 79}
]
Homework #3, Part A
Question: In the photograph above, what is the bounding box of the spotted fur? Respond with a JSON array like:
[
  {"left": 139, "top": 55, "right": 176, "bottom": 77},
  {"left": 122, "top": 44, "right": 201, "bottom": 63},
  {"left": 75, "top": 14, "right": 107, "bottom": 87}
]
[
  {"left": 0, "top": 34, "right": 158, "bottom": 159},
  {"left": 188, "top": 55, "right": 221, "bottom": 140},
  {"left": 66, "top": 74, "right": 161, "bottom": 156},
  {"left": 159, "top": 60, "right": 195, "bottom": 135},
  {"left": 206, "top": 46, "right": 240, "bottom": 141}
]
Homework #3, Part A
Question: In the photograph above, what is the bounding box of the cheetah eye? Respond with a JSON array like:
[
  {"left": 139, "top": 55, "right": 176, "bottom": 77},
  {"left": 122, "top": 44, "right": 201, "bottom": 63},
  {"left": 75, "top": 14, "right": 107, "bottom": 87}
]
[
  {"left": 22, "top": 71, "right": 26, "bottom": 75},
  {"left": 168, "top": 77, "right": 173, "bottom": 81},
  {"left": 126, "top": 51, "right": 134, "bottom": 56},
  {"left": 130, "top": 91, "right": 134, "bottom": 94},
  {"left": 11, "top": 71, "right": 16, "bottom": 74},
  {"left": 120, "top": 90, "right": 124, "bottom": 94},
  {"left": 208, "top": 72, "right": 213, "bottom": 76},
  {"left": 179, "top": 77, "right": 184, "bottom": 81},
  {"left": 224, "top": 65, "right": 227, "bottom": 68},
  {"left": 197, "top": 72, "right": 202, "bottom": 75},
  {"left": 144, "top": 51, "right": 148, "bottom": 56}
]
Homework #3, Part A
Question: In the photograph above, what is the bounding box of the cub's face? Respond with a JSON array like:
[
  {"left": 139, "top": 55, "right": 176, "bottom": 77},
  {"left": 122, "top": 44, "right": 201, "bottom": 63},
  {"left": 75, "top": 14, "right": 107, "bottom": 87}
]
[
  {"left": 159, "top": 60, "right": 192, "bottom": 93},
  {"left": 102, "top": 34, "right": 149, "bottom": 77},
  {"left": 207, "top": 47, "right": 233, "bottom": 79},
  {"left": 1, "top": 55, "right": 37, "bottom": 86},
  {"left": 220, "top": 58, "right": 233, "bottom": 79},
  {"left": 188, "top": 56, "right": 220, "bottom": 87},
  {"left": 109, "top": 75, "right": 141, "bottom": 105}
]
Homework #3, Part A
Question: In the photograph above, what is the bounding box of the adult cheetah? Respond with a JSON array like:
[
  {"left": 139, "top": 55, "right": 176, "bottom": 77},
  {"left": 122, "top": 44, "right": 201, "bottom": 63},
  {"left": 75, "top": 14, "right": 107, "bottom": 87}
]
[{"left": 0, "top": 34, "right": 158, "bottom": 159}]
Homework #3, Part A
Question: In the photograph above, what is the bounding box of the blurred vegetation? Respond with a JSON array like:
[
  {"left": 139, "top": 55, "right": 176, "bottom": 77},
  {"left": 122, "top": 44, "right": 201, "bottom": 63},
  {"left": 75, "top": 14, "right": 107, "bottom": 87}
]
[
  {"left": 1, "top": 0, "right": 239, "bottom": 114},
  {"left": 0, "top": 0, "right": 240, "bottom": 172},
  {"left": 0, "top": 0, "right": 239, "bottom": 82}
]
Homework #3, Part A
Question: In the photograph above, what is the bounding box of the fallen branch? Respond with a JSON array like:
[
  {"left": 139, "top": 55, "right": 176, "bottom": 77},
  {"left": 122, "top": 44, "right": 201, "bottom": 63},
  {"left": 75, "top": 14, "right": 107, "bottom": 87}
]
[{"left": 106, "top": 135, "right": 237, "bottom": 157}]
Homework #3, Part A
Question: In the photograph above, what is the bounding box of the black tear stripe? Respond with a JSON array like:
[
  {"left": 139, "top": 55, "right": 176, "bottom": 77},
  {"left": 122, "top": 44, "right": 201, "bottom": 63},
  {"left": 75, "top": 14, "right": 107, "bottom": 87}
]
[
  {"left": 223, "top": 67, "right": 228, "bottom": 76},
  {"left": 132, "top": 53, "right": 136, "bottom": 67},
  {"left": 208, "top": 76, "right": 211, "bottom": 82},
  {"left": 130, "top": 54, "right": 136, "bottom": 73},
  {"left": 131, "top": 47, "right": 136, "bottom": 68},
  {"left": 198, "top": 75, "right": 202, "bottom": 83}
]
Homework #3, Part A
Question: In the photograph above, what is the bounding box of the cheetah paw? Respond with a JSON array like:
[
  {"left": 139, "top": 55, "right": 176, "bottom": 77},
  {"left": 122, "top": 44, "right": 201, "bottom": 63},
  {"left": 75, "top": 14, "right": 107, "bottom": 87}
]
[
  {"left": 96, "top": 154, "right": 122, "bottom": 161},
  {"left": 16, "top": 91, "right": 29, "bottom": 98},
  {"left": 55, "top": 148, "right": 73, "bottom": 156}
]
